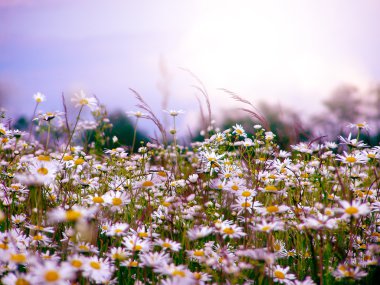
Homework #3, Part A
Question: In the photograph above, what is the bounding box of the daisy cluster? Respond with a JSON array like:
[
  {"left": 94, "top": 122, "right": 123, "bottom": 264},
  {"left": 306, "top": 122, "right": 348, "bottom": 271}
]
[{"left": 0, "top": 94, "right": 379, "bottom": 284}]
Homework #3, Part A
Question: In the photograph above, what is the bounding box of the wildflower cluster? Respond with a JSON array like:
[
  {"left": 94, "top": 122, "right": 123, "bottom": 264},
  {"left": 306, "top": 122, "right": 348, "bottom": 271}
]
[{"left": 0, "top": 94, "right": 379, "bottom": 284}]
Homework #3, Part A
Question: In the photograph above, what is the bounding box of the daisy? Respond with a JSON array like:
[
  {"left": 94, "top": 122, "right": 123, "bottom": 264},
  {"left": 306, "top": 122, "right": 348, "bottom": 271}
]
[
  {"left": 155, "top": 263, "right": 194, "bottom": 284},
  {"left": 200, "top": 150, "right": 225, "bottom": 172},
  {"left": 337, "top": 200, "right": 370, "bottom": 219},
  {"left": 256, "top": 205, "right": 290, "bottom": 215},
  {"left": 348, "top": 122, "right": 370, "bottom": 131},
  {"left": 105, "top": 222, "right": 129, "bottom": 237},
  {"left": 139, "top": 251, "right": 171, "bottom": 268},
  {"left": 232, "top": 124, "right": 247, "bottom": 138},
  {"left": 219, "top": 221, "right": 246, "bottom": 239},
  {"left": 253, "top": 220, "right": 283, "bottom": 233},
  {"left": 267, "top": 265, "right": 296, "bottom": 284},
  {"left": 71, "top": 90, "right": 98, "bottom": 111},
  {"left": 103, "top": 190, "right": 130, "bottom": 212},
  {"left": 339, "top": 133, "right": 367, "bottom": 148},
  {"left": 336, "top": 151, "right": 367, "bottom": 165},
  {"left": 129, "top": 225, "right": 160, "bottom": 239},
  {"left": 49, "top": 206, "right": 97, "bottom": 223},
  {"left": 2, "top": 272, "right": 32, "bottom": 285},
  {"left": 30, "top": 261, "right": 75, "bottom": 285},
  {"left": 187, "top": 226, "right": 214, "bottom": 240},
  {"left": 67, "top": 254, "right": 85, "bottom": 271},
  {"left": 332, "top": 264, "right": 367, "bottom": 280},
  {"left": 108, "top": 247, "right": 129, "bottom": 262},
  {"left": 121, "top": 258, "right": 140, "bottom": 268},
  {"left": 7, "top": 251, "right": 29, "bottom": 266},
  {"left": 17, "top": 157, "right": 60, "bottom": 185},
  {"left": 33, "top": 92, "right": 46, "bottom": 103},
  {"left": 123, "top": 236, "right": 152, "bottom": 252},
  {"left": 156, "top": 238, "right": 181, "bottom": 252},
  {"left": 163, "top": 109, "right": 185, "bottom": 117},
  {"left": 35, "top": 111, "right": 65, "bottom": 122},
  {"left": 126, "top": 110, "right": 148, "bottom": 118},
  {"left": 232, "top": 197, "right": 258, "bottom": 214},
  {"left": 236, "top": 188, "right": 257, "bottom": 199},
  {"left": 82, "top": 257, "right": 113, "bottom": 284},
  {"left": 30, "top": 233, "right": 52, "bottom": 246}
]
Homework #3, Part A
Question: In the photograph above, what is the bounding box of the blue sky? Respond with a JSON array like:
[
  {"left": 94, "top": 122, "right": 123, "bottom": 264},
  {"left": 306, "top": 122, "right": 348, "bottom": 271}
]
[{"left": 1, "top": 0, "right": 380, "bottom": 133}]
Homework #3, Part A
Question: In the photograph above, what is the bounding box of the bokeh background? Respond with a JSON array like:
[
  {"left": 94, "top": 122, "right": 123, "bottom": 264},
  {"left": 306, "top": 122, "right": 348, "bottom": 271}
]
[{"left": 1, "top": 0, "right": 380, "bottom": 145}]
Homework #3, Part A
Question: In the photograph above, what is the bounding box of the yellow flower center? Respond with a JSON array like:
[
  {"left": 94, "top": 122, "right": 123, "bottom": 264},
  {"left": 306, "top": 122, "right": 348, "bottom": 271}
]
[
  {"left": 241, "top": 202, "right": 251, "bottom": 208},
  {"left": 112, "top": 197, "right": 122, "bottom": 206},
  {"left": 37, "top": 167, "right": 49, "bottom": 175},
  {"left": 157, "top": 171, "right": 167, "bottom": 177},
  {"left": 112, "top": 253, "right": 125, "bottom": 260},
  {"left": 129, "top": 261, "right": 138, "bottom": 266},
  {"left": 193, "top": 250, "right": 204, "bottom": 256},
  {"left": 231, "top": 185, "right": 239, "bottom": 191},
  {"left": 90, "top": 261, "right": 101, "bottom": 270},
  {"left": 71, "top": 259, "right": 82, "bottom": 268},
  {"left": 66, "top": 210, "right": 82, "bottom": 221},
  {"left": 92, "top": 196, "right": 104, "bottom": 203},
  {"left": 194, "top": 272, "right": 202, "bottom": 280},
  {"left": 162, "top": 201, "right": 171, "bottom": 207},
  {"left": 44, "top": 270, "right": 60, "bottom": 282},
  {"left": 172, "top": 270, "right": 186, "bottom": 277},
  {"left": 223, "top": 227, "right": 235, "bottom": 235},
  {"left": 10, "top": 253, "right": 26, "bottom": 263},
  {"left": 266, "top": 206, "right": 279, "bottom": 213},
  {"left": 261, "top": 226, "right": 271, "bottom": 232},
  {"left": 33, "top": 235, "right": 43, "bottom": 241},
  {"left": 79, "top": 98, "right": 89, "bottom": 105},
  {"left": 241, "top": 191, "right": 251, "bottom": 197},
  {"left": 265, "top": 185, "right": 278, "bottom": 191},
  {"left": 274, "top": 270, "right": 285, "bottom": 279},
  {"left": 11, "top": 185, "right": 20, "bottom": 191},
  {"left": 274, "top": 244, "right": 281, "bottom": 251},
  {"left": 345, "top": 206, "right": 359, "bottom": 215},
  {"left": 15, "top": 278, "right": 29, "bottom": 285},
  {"left": 345, "top": 156, "right": 357, "bottom": 163},
  {"left": 63, "top": 155, "right": 73, "bottom": 161},
  {"left": 78, "top": 245, "right": 89, "bottom": 251},
  {"left": 38, "top": 155, "right": 51, "bottom": 161},
  {"left": 138, "top": 232, "right": 149, "bottom": 238},
  {"left": 367, "top": 153, "right": 376, "bottom": 159},
  {"left": 74, "top": 158, "right": 85, "bottom": 165},
  {"left": 142, "top": 180, "right": 154, "bottom": 187},
  {"left": 162, "top": 242, "right": 172, "bottom": 248},
  {"left": 133, "top": 245, "right": 143, "bottom": 251},
  {"left": 0, "top": 243, "right": 9, "bottom": 249}
]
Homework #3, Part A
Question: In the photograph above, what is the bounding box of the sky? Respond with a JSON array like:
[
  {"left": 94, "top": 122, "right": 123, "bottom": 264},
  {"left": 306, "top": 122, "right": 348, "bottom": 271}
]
[{"left": 1, "top": 0, "right": 380, "bottom": 134}]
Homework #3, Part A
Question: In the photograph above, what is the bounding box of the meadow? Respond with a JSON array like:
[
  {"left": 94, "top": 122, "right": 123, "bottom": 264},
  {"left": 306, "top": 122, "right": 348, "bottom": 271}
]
[{"left": 0, "top": 91, "right": 379, "bottom": 285}]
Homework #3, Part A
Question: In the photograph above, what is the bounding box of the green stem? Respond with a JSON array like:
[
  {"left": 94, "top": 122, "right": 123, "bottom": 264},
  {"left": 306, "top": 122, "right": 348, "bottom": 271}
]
[
  {"left": 131, "top": 118, "right": 139, "bottom": 154},
  {"left": 45, "top": 121, "right": 51, "bottom": 152},
  {"left": 61, "top": 106, "right": 83, "bottom": 161}
]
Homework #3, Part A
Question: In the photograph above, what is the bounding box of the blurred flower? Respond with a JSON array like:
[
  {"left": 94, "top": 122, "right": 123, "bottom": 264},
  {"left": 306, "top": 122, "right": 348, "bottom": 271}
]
[
  {"left": 71, "top": 90, "right": 98, "bottom": 110},
  {"left": 33, "top": 92, "right": 46, "bottom": 103},
  {"left": 163, "top": 109, "right": 185, "bottom": 117},
  {"left": 126, "top": 110, "right": 148, "bottom": 118}
]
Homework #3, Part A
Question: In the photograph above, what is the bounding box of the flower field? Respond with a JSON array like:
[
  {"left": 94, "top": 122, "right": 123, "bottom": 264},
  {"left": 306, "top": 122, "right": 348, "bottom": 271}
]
[{"left": 0, "top": 92, "right": 379, "bottom": 285}]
